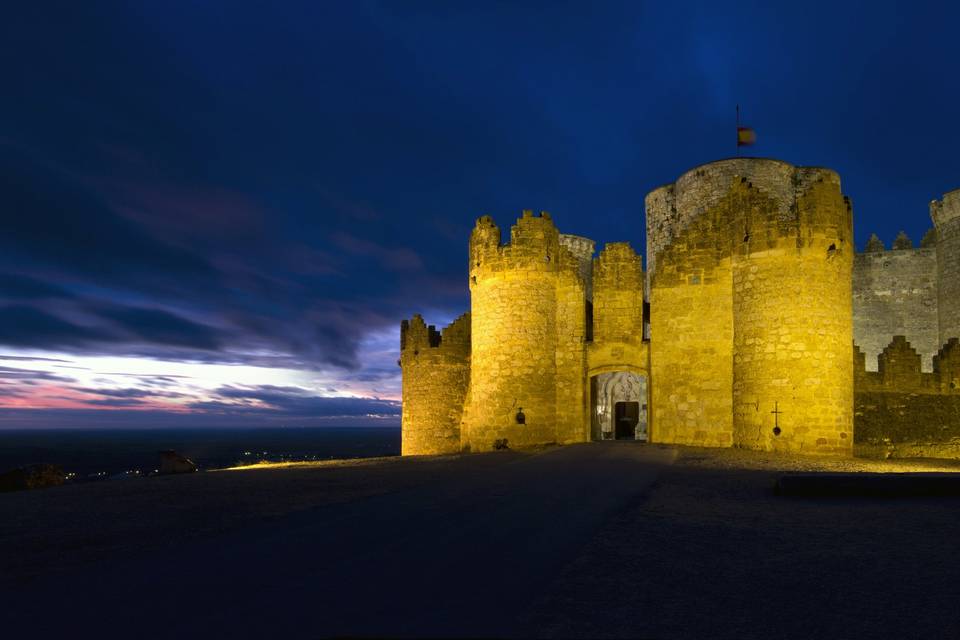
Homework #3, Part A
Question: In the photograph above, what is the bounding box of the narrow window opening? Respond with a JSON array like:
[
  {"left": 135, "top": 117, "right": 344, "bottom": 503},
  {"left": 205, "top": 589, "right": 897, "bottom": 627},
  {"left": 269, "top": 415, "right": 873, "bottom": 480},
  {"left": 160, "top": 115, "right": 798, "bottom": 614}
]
[{"left": 585, "top": 301, "right": 594, "bottom": 342}]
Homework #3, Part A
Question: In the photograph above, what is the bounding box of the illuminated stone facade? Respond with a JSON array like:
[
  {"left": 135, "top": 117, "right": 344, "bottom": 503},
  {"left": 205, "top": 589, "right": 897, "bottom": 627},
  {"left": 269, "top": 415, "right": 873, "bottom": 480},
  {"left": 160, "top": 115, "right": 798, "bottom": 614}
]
[{"left": 400, "top": 159, "right": 960, "bottom": 457}]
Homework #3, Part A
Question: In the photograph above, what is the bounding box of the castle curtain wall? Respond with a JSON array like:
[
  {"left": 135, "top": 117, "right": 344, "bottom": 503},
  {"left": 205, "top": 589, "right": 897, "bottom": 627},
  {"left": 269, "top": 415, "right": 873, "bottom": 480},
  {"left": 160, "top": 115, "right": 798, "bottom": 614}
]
[
  {"left": 854, "top": 338, "right": 960, "bottom": 458},
  {"left": 853, "top": 247, "right": 939, "bottom": 371},
  {"left": 848, "top": 191, "right": 960, "bottom": 460}
]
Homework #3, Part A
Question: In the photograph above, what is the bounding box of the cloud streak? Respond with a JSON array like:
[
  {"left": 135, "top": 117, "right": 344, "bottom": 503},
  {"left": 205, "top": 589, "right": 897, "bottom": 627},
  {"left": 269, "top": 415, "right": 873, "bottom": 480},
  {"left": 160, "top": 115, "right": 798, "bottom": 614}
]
[{"left": 1, "top": 2, "right": 958, "bottom": 428}]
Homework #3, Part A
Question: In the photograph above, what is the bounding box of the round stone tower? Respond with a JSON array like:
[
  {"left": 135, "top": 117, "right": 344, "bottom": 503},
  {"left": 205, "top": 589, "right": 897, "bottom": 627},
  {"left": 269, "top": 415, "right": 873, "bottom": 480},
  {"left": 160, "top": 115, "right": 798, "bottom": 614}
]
[
  {"left": 932, "top": 189, "right": 960, "bottom": 346},
  {"left": 729, "top": 164, "right": 854, "bottom": 454},
  {"left": 462, "top": 211, "right": 563, "bottom": 451},
  {"left": 647, "top": 158, "right": 854, "bottom": 454}
]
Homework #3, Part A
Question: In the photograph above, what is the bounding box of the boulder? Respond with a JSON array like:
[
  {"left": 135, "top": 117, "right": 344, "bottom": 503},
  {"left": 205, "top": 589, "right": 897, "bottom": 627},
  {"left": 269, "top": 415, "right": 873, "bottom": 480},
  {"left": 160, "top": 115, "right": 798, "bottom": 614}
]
[
  {"left": 158, "top": 450, "right": 198, "bottom": 474},
  {"left": 0, "top": 463, "right": 66, "bottom": 492}
]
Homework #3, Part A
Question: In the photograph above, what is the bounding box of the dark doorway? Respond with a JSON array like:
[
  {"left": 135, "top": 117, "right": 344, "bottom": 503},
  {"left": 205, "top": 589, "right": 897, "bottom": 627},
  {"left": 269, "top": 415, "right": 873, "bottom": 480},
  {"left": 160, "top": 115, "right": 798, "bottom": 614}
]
[{"left": 614, "top": 401, "right": 639, "bottom": 440}]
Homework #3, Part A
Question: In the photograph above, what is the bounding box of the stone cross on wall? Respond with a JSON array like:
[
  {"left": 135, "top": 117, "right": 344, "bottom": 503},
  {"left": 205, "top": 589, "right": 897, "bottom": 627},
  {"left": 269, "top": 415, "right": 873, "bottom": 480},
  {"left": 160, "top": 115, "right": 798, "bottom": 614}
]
[{"left": 770, "top": 401, "right": 783, "bottom": 436}]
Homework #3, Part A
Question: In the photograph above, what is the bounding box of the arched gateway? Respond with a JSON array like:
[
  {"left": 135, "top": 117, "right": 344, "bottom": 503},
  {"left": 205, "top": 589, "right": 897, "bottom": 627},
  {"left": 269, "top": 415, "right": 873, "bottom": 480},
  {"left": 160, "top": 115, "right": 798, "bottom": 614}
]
[{"left": 590, "top": 371, "right": 648, "bottom": 441}]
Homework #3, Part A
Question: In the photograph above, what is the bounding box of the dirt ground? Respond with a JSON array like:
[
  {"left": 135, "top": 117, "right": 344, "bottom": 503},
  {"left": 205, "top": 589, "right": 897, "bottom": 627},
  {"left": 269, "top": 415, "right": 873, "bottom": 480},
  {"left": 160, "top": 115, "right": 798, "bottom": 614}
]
[
  {"left": 3, "top": 445, "right": 960, "bottom": 638},
  {"left": 525, "top": 447, "right": 960, "bottom": 638},
  {"left": 0, "top": 451, "right": 516, "bottom": 582}
]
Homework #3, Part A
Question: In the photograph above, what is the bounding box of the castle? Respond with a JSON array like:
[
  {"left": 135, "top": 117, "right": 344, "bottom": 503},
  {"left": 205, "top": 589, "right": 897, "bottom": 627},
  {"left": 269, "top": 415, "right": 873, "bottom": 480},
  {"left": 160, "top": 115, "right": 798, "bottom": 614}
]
[{"left": 400, "top": 158, "right": 960, "bottom": 457}]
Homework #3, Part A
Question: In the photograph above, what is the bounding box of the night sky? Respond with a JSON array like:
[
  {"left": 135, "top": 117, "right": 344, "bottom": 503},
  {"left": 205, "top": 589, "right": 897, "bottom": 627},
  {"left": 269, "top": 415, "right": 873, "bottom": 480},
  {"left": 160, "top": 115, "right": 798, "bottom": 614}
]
[{"left": 1, "top": 1, "right": 958, "bottom": 428}]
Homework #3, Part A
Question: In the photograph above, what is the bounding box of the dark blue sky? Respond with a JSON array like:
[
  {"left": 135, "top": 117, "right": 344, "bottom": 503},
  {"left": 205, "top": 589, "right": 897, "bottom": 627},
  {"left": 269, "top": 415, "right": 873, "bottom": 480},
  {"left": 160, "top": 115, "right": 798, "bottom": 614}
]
[{"left": 1, "top": 1, "right": 958, "bottom": 427}]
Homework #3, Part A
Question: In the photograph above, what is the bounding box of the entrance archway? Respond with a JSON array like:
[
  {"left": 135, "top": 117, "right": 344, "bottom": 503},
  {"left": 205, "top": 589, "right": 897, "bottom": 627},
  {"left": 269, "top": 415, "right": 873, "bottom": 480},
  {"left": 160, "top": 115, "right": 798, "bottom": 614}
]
[{"left": 590, "top": 371, "right": 648, "bottom": 441}]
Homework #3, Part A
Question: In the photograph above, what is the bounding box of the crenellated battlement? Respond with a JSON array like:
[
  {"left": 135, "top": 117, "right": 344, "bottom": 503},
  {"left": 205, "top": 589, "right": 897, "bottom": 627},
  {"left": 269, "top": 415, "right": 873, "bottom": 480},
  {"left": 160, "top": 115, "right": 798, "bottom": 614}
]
[
  {"left": 857, "top": 230, "right": 938, "bottom": 253},
  {"left": 400, "top": 314, "right": 438, "bottom": 351},
  {"left": 877, "top": 335, "right": 922, "bottom": 388},
  {"left": 933, "top": 338, "right": 960, "bottom": 392},
  {"left": 646, "top": 159, "right": 850, "bottom": 283},
  {"left": 400, "top": 312, "right": 470, "bottom": 358},
  {"left": 651, "top": 173, "right": 853, "bottom": 288},
  {"left": 440, "top": 312, "right": 471, "bottom": 348},
  {"left": 854, "top": 336, "right": 960, "bottom": 393},
  {"left": 469, "top": 211, "right": 591, "bottom": 290}
]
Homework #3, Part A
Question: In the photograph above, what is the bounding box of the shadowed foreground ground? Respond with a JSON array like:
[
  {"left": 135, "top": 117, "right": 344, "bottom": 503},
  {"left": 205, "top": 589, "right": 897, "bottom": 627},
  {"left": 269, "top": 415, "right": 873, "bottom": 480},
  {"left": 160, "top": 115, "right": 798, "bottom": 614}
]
[{"left": 2, "top": 443, "right": 960, "bottom": 638}]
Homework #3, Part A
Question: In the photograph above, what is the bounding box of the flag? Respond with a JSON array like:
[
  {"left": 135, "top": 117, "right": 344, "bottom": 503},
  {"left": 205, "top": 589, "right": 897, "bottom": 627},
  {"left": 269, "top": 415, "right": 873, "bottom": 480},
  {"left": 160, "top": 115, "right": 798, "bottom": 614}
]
[{"left": 737, "top": 126, "right": 756, "bottom": 146}]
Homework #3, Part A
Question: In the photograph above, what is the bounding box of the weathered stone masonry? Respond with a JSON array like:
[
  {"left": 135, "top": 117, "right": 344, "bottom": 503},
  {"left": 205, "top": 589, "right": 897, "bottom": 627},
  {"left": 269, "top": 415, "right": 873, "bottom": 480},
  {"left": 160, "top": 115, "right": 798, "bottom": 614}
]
[
  {"left": 400, "top": 313, "right": 470, "bottom": 456},
  {"left": 854, "top": 245, "right": 938, "bottom": 371},
  {"left": 854, "top": 337, "right": 960, "bottom": 458},
  {"left": 400, "top": 160, "right": 960, "bottom": 458},
  {"left": 647, "top": 161, "right": 854, "bottom": 455}
]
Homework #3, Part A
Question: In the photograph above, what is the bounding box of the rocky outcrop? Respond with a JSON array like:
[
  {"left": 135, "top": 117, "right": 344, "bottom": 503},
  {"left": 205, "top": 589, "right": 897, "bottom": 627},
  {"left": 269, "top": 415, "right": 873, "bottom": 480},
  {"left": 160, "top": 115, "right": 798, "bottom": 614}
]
[{"left": 0, "top": 463, "right": 66, "bottom": 492}]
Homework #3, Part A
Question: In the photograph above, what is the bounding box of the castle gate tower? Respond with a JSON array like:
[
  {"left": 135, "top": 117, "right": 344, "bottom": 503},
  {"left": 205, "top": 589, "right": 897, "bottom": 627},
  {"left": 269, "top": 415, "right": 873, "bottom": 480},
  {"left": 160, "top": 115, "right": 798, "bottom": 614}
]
[
  {"left": 932, "top": 189, "right": 960, "bottom": 346},
  {"left": 646, "top": 159, "right": 854, "bottom": 454}
]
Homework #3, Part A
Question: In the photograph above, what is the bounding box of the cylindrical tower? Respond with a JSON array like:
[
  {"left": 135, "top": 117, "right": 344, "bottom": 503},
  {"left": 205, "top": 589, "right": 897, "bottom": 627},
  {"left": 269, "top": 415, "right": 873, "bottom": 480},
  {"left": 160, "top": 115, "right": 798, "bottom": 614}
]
[
  {"left": 646, "top": 158, "right": 854, "bottom": 455},
  {"left": 932, "top": 189, "right": 960, "bottom": 345},
  {"left": 462, "top": 211, "right": 561, "bottom": 451},
  {"left": 730, "top": 164, "right": 854, "bottom": 454}
]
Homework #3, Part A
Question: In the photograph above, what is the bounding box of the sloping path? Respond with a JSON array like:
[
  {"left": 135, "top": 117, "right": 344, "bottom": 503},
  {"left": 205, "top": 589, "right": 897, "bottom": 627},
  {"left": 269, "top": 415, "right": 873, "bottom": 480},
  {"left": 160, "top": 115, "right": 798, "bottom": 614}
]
[{"left": 4, "top": 442, "right": 675, "bottom": 638}]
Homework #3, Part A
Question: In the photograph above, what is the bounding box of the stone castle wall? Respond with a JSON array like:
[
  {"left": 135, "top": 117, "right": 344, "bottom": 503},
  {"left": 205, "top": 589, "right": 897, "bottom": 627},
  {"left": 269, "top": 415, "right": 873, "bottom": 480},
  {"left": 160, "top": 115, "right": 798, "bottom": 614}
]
[
  {"left": 855, "top": 337, "right": 960, "bottom": 459},
  {"left": 399, "top": 313, "right": 470, "bottom": 455},
  {"left": 649, "top": 212, "right": 734, "bottom": 447},
  {"left": 649, "top": 160, "right": 853, "bottom": 454},
  {"left": 853, "top": 245, "right": 939, "bottom": 371},
  {"left": 592, "top": 243, "right": 644, "bottom": 345},
  {"left": 554, "top": 235, "right": 591, "bottom": 444}
]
